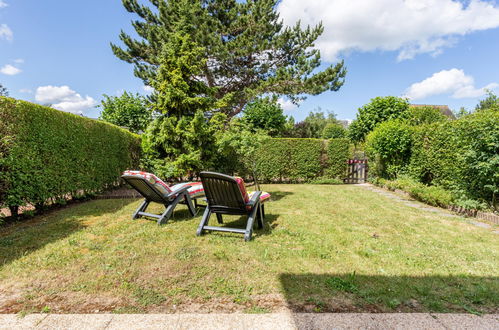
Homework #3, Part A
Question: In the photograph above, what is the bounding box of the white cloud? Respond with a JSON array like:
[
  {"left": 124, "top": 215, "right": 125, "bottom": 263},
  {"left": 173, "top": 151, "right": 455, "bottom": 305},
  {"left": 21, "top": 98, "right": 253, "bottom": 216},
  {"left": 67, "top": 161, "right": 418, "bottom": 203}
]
[
  {"left": 0, "top": 1, "right": 7, "bottom": 9},
  {"left": 277, "top": 0, "right": 499, "bottom": 61},
  {"left": 277, "top": 97, "right": 298, "bottom": 111},
  {"left": 13, "top": 58, "right": 24, "bottom": 64},
  {"left": 143, "top": 85, "right": 154, "bottom": 94},
  {"left": 0, "top": 24, "right": 13, "bottom": 41},
  {"left": 35, "top": 85, "right": 96, "bottom": 114},
  {"left": 403, "top": 69, "right": 498, "bottom": 100},
  {"left": 1, "top": 64, "right": 21, "bottom": 75}
]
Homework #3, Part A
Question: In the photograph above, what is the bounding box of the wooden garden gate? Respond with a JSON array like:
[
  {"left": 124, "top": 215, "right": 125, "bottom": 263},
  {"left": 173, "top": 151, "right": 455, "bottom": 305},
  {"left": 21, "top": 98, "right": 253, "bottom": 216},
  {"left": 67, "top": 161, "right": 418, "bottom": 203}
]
[{"left": 344, "top": 159, "right": 368, "bottom": 184}]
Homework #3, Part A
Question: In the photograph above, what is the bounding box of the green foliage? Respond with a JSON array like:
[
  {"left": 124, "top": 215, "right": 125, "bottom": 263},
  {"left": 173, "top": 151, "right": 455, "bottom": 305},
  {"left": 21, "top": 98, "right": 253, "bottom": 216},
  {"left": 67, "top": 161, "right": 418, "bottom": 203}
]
[
  {"left": 373, "top": 176, "right": 454, "bottom": 208},
  {"left": 349, "top": 96, "right": 410, "bottom": 143},
  {"left": 408, "top": 110, "right": 499, "bottom": 210},
  {"left": 325, "top": 138, "right": 351, "bottom": 179},
  {"left": 407, "top": 106, "right": 448, "bottom": 126},
  {"left": 243, "top": 97, "right": 287, "bottom": 137},
  {"left": 322, "top": 123, "right": 346, "bottom": 139},
  {"left": 112, "top": 0, "right": 346, "bottom": 117},
  {"left": 141, "top": 110, "right": 218, "bottom": 179},
  {"left": 152, "top": 32, "right": 215, "bottom": 118},
  {"left": 365, "top": 120, "right": 412, "bottom": 179},
  {"left": 214, "top": 117, "right": 269, "bottom": 177},
  {"left": 0, "top": 97, "right": 141, "bottom": 215},
  {"left": 475, "top": 90, "right": 499, "bottom": 112},
  {"left": 284, "top": 110, "right": 340, "bottom": 138},
  {"left": 99, "top": 91, "right": 152, "bottom": 133},
  {"left": 255, "top": 138, "right": 351, "bottom": 182}
]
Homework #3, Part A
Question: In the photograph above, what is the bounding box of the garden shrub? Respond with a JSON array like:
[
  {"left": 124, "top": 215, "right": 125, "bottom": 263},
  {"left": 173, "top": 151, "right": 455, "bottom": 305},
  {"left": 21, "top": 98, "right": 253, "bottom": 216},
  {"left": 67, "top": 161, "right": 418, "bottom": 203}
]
[
  {"left": 408, "top": 109, "right": 498, "bottom": 210},
  {"left": 365, "top": 120, "right": 412, "bottom": 179},
  {"left": 0, "top": 97, "right": 141, "bottom": 215},
  {"left": 255, "top": 138, "right": 351, "bottom": 182}
]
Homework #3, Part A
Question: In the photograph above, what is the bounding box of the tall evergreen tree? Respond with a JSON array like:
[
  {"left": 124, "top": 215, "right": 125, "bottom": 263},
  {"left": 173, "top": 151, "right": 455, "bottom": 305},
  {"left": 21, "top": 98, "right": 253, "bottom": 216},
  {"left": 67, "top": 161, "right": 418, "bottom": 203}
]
[{"left": 112, "top": 0, "right": 346, "bottom": 117}]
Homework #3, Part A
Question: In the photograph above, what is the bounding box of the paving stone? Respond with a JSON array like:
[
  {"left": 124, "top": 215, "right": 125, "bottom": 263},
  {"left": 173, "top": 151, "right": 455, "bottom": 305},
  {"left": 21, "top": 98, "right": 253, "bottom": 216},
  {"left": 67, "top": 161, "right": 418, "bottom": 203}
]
[
  {"left": 243, "top": 312, "right": 297, "bottom": 330},
  {"left": 177, "top": 313, "right": 248, "bottom": 330},
  {"left": 293, "top": 313, "right": 376, "bottom": 330},
  {"left": 107, "top": 314, "right": 179, "bottom": 330},
  {"left": 369, "top": 313, "right": 444, "bottom": 330},
  {"left": 469, "top": 221, "right": 492, "bottom": 229},
  {"left": 37, "top": 314, "right": 113, "bottom": 330},
  {"left": 0, "top": 314, "right": 47, "bottom": 329},
  {"left": 433, "top": 313, "right": 499, "bottom": 330}
]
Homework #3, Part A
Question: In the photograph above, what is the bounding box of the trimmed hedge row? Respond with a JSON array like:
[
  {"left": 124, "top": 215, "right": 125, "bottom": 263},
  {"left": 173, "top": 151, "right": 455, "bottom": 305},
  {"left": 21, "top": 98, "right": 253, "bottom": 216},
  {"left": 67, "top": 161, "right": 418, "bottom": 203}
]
[
  {"left": 0, "top": 97, "right": 141, "bottom": 215},
  {"left": 408, "top": 110, "right": 499, "bottom": 209},
  {"left": 255, "top": 138, "right": 351, "bottom": 182}
]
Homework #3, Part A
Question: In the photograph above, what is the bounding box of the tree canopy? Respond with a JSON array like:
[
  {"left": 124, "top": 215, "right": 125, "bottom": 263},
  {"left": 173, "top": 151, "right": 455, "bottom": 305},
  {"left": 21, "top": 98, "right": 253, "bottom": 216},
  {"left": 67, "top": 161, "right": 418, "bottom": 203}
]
[
  {"left": 349, "top": 96, "right": 410, "bottom": 143},
  {"left": 242, "top": 97, "right": 286, "bottom": 136},
  {"left": 112, "top": 0, "right": 346, "bottom": 117},
  {"left": 99, "top": 91, "right": 153, "bottom": 133}
]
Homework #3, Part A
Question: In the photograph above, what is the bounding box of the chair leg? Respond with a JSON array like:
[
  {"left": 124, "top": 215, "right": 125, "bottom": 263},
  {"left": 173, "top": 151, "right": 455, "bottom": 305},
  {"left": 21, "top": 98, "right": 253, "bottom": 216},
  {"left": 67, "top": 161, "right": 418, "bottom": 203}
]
[
  {"left": 257, "top": 204, "right": 264, "bottom": 229},
  {"left": 158, "top": 194, "right": 183, "bottom": 225},
  {"left": 244, "top": 203, "right": 260, "bottom": 242},
  {"left": 133, "top": 200, "right": 149, "bottom": 219},
  {"left": 216, "top": 213, "right": 223, "bottom": 224},
  {"left": 184, "top": 193, "right": 197, "bottom": 217},
  {"left": 197, "top": 207, "right": 211, "bottom": 236}
]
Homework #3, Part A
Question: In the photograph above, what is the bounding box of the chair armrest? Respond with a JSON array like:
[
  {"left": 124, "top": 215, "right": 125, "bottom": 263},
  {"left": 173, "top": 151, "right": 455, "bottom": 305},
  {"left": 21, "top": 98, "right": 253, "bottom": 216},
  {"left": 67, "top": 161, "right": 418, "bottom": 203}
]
[
  {"left": 246, "top": 191, "right": 262, "bottom": 208},
  {"left": 167, "top": 186, "right": 189, "bottom": 198}
]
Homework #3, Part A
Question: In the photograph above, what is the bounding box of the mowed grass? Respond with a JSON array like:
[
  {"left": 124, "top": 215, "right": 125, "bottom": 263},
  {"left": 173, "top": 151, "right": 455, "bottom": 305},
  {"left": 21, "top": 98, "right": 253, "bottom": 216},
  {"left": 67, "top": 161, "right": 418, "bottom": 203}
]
[{"left": 0, "top": 184, "right": 497, "bottom": 314}]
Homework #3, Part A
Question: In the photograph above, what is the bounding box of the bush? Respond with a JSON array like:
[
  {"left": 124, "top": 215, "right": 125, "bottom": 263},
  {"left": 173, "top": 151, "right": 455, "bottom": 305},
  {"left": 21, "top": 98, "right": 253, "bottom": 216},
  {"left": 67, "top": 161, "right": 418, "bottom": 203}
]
[
  {"left": 373, "top": 176, "right": 454, "bottom": 208},
  {"left": 365, "top": 120, "right": 412, "bottom": 179},
  {"left": 322, "top": 123, "right": 346, "bottom": 139},
  {"left": 349, "top": 96, "right": 410, "bottom": 143},
  {"left": 255, "top": 138, "right": 351, "bottom": 182},
  {"left": 408, "top": 110, "right": 498, "bottom": 209},
  {"left": 0, "top": 97, "right": 141, "bottom": 215}
]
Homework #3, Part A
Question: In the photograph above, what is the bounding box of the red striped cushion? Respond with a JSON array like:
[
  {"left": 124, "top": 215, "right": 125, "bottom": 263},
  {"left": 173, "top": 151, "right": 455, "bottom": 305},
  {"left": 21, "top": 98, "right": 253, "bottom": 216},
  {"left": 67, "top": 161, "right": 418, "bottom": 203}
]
[
  {"left": 122, "top": 170, "right": 172, "bottom": 195},
  {"left": 235, "top": 177, "right": 250, "bottom": 203},
  {"left": 248, "top": 191, "right": 271, "bottom": 203},
  {"left": 171, "top": 182, "right": 205, "bottom": 198}
]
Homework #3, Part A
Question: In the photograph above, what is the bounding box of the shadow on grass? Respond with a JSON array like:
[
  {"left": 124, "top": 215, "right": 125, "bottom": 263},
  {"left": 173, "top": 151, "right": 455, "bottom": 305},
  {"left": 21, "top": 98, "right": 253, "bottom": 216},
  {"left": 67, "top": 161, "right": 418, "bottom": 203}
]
[
  {"left": 0, "top": 198, "right": 136, "bottom": 267},
  {"left": 279, "top": 273, "right": 499, "bottom": 314},
  {"left": 266, "top": 190, "right": 293, "bottom": 202}
]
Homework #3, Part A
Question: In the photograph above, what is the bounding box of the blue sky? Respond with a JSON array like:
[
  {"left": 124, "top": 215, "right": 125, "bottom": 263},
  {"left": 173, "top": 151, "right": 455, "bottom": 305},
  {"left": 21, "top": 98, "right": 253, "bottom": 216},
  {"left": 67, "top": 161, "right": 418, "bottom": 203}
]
[{"left": 1, "top": 0, "right": 499, "bottom": 121}]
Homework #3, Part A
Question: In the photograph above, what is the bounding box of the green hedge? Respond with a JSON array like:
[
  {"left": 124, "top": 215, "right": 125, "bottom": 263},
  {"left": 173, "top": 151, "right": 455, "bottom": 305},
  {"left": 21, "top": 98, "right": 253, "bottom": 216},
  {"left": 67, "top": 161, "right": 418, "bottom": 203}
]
[
  {"left": 0, "top": 97, "right": 141, "bottom": 215},
  {"left": 255, "top": 138, "right": 351, "bottom": 182}
]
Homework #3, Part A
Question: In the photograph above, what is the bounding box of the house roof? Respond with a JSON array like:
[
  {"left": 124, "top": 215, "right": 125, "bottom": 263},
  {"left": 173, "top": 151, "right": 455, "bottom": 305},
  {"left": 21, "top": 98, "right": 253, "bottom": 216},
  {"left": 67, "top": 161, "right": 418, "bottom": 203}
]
[{"left": 409, "top": 104, "right": 456, "bottom": 119}]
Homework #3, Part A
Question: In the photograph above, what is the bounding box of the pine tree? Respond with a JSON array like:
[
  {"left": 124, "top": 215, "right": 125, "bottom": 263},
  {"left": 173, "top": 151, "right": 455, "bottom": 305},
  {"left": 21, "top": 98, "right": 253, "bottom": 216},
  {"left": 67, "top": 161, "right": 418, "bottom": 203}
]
[{"left": 112, "top": 0, "right": 346, "bottom": 117}]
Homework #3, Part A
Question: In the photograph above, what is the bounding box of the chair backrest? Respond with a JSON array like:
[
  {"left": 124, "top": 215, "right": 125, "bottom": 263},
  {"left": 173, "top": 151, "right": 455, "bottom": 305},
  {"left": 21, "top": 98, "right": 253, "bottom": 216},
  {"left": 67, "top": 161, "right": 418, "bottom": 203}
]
[
  {"left": 200, "top": 171, "right": 248, "bottom": 213},
  {"left": 121, "top": 175, "right": 169, "bottom": 204}
]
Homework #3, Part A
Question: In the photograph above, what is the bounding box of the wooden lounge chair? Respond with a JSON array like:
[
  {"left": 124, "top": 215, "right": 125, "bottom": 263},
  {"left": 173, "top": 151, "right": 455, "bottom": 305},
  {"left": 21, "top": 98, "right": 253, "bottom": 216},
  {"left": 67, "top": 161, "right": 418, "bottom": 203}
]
[
  {"left": 196, "top": 171, "right": 270, "bottom": 241},
  {"left": 121, "top": 171, "right": 204, "bottom": 225}
]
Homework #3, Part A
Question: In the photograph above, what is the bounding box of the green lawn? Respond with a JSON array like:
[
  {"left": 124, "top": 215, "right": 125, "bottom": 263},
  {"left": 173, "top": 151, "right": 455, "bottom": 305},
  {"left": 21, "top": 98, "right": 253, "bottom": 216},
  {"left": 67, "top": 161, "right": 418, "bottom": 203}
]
[{"left": 0, "top": 184, "right": 497, "bottom": 314}]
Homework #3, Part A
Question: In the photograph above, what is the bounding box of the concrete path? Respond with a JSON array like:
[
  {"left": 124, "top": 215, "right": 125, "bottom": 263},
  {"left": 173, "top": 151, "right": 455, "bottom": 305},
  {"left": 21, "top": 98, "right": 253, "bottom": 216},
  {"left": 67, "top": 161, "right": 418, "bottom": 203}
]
[{"left": 1, "top": 313, "right": 498, "bottom": 330}]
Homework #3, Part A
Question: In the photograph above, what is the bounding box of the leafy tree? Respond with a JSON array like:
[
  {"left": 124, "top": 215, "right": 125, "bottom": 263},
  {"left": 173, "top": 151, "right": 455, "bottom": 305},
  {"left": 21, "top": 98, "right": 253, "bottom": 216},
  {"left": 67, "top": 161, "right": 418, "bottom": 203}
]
[
  {"left": 99, "top": 91, "right": 152, "bottom": 133},
  {"left": 365, "top": 119, "right": 412, "bottom": 179},
  {"left": 407, "top": 106, "right": 448, "bottom": 126},
  {"left": 0, "top": 83, "right": 8, "bottom": 97},
  {"left": 349, "top": 96, "right": 410, "bottom": 143},
  {"left": 475, "top": 90, "right": 499, "bottom": 112},
  {"left": 303, "top": 110, "right": 338, "bottom": 138},
  {"left": 243, "top": 97, "right": 286, "bottom": 136},
  {"left": 322, "top": 123, "right": 346, "bottom": 139},
  {"left": 112, "top": 0, "right": 346, "bottom": 117}
]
